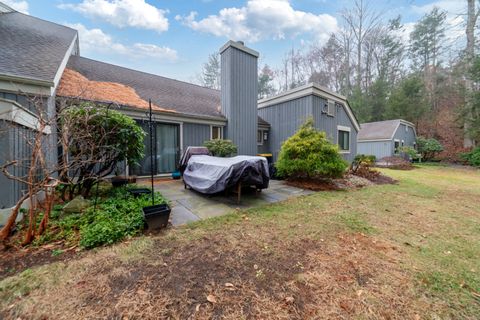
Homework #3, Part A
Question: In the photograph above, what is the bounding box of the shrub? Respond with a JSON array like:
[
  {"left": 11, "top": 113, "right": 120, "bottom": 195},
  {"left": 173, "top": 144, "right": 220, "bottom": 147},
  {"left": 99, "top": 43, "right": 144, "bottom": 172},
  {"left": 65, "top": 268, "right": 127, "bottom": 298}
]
[
  {"left": 349, "top": 154, "right": 380, "bottom": 180},
  {"left": 398, "top": 146, "right": 418, "bottom": 160},
  {"left": 59, "top": 104, "right": 145, "bottom": 198},
  {"left": 416, "top": 137, "right": 443, "bottom": 161},
  {"left": 204, "top": 139, "right": 237, "bottom": 157},
  {"left": 461, "top": 147, "right": 480, "bottom": 167},
  {"left": 275, "top": 118, "right": 348, "bottom": 179},
  {"left": 44, "top": 188, "right": 166, "bottom": 249}
]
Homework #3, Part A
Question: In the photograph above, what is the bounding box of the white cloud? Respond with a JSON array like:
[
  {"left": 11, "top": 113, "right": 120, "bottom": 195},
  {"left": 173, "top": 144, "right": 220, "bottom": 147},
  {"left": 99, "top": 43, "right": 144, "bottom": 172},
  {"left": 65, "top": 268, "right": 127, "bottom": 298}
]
[
  {"left": 176, "top": 0, "right": 338, "bottom": 43},
  {"left": 3, "top": 0, "right": 29, "bottom": 14},
  {"left": 68, "top": 23, "right": 178, "bottom": 62},
  {"left": 60, "top": 0, "right": 169, "bottom": 33},
  {"left": 411, "top": 0, "right": 466, "bottom": 15},
  {"left": 410, "top": 0, "right": 467, "bottom": 52}
]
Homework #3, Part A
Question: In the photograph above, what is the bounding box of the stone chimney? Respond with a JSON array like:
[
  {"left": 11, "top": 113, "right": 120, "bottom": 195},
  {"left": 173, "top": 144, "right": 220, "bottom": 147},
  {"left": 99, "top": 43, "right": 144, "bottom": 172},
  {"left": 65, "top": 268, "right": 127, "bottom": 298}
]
[{"left": 220, "top": 40, "right": 259, "bottom": 156}]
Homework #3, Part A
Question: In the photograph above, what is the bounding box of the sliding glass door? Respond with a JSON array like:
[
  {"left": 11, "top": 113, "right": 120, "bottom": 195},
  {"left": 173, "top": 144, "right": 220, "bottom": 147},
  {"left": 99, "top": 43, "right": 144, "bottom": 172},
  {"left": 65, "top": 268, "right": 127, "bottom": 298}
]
[{"left": 130, "top": 122, "right": 180, "bottom": 175}]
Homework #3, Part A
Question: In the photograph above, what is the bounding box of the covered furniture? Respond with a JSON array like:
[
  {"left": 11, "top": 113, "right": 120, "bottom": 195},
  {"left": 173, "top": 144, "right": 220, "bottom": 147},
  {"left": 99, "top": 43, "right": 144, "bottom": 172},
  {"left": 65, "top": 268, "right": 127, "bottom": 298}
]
[
  {"left": 183, "top": 155, "right": 269, "bottom": 201},
  {"left": 179, "top": 146, "right": 211, "bottom": 174}
]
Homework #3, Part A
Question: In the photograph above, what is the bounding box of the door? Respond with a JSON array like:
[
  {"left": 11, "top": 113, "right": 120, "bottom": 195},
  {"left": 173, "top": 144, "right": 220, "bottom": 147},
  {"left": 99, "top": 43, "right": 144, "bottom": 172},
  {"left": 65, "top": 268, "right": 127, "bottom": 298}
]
[{"left": 130, "top": 122, "right": 180, "bottom": 175}]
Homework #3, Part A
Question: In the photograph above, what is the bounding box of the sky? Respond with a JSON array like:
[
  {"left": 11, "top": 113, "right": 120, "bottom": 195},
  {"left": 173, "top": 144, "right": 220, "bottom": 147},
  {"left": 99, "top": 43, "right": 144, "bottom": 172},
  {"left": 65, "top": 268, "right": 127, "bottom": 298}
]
[{"left": 2, "top": 0, "right": 469, "bottom": 83}]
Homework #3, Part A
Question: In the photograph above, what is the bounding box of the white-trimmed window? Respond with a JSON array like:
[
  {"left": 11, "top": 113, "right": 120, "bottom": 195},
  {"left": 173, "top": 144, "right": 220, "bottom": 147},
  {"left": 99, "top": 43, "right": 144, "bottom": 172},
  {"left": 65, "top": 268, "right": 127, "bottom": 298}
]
[
  {"left": 337, "top": 125, "right": 350, "bottom": 152},
  {"left": 327, "top": 100, "right": 335, "bottom": 117},
  {"left": 211, "top": 126, "right": 223, "bottom": 140}
]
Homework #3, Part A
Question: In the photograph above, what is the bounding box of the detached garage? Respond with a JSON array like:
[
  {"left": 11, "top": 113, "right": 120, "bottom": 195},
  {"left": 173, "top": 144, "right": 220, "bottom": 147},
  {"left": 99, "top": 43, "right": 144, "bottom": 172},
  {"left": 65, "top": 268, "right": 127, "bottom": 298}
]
[{"left": 357, "top": 119, "right": 417, "bottom": 159}]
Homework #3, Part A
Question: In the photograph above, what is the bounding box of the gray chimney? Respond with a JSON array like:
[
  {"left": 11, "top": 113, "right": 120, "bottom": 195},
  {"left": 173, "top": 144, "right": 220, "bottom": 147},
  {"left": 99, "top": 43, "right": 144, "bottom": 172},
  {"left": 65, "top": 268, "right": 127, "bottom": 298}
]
[{"left": 220, "top": 40, "right": 259, "bottom": 156}]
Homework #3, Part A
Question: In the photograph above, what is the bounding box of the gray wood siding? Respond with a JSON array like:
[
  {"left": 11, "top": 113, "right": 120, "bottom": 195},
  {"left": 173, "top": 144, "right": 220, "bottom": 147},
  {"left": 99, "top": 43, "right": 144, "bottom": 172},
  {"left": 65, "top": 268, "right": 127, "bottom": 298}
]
[
  {"left": 221, "top": 46, "right": 258, "bottom": 155},
  {"left": 0, "top": 123, "right": 33, "bottom": 209},
  {"left": 357, "top": 141, "right": 392, "bottom": 159},
  {"left": 182, "top": 122, "right": 211, "bottom": 151},
  {"left": 393, "top": 123, "right": 417, "bottom": 150},
  {"left": 258, "top": 94, "right": 358, "bottom": 162},
  {"left": 312, "top": 96, "right": 357, "bottom": 162},
  {"left": 257, "top": 96, "right": 313, "bottom": 161}
]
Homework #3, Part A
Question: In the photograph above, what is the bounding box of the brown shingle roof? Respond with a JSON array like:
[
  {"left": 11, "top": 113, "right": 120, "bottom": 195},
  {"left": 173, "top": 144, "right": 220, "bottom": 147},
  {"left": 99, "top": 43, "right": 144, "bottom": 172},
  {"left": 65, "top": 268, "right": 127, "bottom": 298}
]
[{"left": 63, "top": 56, "right": 223, "bottom": 118}]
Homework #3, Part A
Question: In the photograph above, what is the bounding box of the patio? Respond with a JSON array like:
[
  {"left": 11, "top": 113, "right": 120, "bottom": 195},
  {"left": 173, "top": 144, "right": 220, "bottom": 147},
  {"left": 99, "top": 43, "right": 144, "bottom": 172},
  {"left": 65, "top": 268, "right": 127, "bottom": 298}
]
[{"left": 153, "top": 179, "right": 314, "bottom": 226}]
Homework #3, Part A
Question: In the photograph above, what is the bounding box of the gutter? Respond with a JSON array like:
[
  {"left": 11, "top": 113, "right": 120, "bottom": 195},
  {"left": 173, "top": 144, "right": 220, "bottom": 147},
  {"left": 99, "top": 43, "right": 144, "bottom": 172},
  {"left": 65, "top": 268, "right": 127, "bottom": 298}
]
[{"left": 0, "top": 74, "right": 54, "bottom": 88}]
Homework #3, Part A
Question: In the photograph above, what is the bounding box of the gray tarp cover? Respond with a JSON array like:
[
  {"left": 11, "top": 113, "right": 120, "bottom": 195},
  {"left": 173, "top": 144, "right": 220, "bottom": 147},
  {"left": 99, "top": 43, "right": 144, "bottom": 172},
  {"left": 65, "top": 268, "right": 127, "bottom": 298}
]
[{"left": 183, "top": 155, "right": 269, "bottom": 194}]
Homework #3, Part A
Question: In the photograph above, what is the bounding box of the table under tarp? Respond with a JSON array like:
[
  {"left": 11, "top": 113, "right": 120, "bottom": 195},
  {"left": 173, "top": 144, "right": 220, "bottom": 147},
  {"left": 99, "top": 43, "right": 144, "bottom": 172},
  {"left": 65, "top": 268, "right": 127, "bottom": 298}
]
[{"left": 182, "top": 155, "right": 270, "bottom": 197}]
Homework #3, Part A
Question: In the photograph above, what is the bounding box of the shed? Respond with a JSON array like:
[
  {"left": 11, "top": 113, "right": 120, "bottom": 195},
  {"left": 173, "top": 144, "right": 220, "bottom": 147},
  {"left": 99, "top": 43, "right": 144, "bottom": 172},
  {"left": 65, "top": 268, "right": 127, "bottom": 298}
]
[{"left": 357, "top": 119, "right": 417, "bottom": 159}]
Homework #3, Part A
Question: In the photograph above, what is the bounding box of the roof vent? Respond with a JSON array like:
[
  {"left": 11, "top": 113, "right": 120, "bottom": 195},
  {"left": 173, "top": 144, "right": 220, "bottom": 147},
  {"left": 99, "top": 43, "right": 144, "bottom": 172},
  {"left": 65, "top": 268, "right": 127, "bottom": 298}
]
[{"left": 236, "top": 41, "right": 245, "bottom": 46}]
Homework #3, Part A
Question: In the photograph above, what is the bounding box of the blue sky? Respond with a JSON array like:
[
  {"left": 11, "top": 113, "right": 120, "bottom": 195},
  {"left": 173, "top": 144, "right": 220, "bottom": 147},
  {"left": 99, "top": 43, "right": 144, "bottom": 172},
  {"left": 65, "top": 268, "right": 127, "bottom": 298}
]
[{"left": 3, "top": 0, "right": 467, "bottom": 82}]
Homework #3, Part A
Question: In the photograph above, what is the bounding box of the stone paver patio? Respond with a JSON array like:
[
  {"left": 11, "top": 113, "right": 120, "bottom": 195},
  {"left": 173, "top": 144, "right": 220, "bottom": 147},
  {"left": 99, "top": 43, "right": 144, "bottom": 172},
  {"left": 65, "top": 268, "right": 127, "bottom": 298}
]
[{"left": 154, "top": 180, "right": 314, "bottom": 226}]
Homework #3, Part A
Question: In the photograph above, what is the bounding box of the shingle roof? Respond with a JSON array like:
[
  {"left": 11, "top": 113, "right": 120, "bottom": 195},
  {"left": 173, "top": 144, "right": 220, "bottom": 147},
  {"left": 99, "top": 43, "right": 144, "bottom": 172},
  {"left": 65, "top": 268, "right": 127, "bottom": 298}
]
[
  {"left": 65, "top": 56, "right": 224, "bottom": 118},
  {"left": 358, "top": 119, "right": 401, "bottom": 141},
  {"left": 0, "top": 11, "right": 77, "bottom": 84},
  {"left": 63, "top": 56, "right": 271, "bottom": 126}
]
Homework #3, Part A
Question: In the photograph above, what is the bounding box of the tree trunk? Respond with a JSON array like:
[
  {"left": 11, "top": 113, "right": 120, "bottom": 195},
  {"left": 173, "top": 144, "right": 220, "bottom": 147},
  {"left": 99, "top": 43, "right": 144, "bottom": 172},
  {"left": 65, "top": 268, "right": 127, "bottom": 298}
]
[
  {"left": 0, "top": 193, "right": 29, "bottom": 241},
  {"left": 464, "top": 0, "right": 478, "bottom": 148}
]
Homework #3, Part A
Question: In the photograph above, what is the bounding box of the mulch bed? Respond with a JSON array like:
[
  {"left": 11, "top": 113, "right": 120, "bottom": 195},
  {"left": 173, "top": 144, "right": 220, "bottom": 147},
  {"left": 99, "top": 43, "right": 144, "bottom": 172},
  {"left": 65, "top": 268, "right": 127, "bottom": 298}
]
[{"left": 286, "top": 171, "right": 396, "bottom": 191}]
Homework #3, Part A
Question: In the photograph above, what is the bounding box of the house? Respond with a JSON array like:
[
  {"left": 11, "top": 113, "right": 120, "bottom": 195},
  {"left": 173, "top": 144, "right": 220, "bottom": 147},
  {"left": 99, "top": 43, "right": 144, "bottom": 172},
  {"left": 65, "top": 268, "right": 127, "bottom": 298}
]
[
  {"left": 0, "top": 3, "right": 78, "bottom": 217},
  {"left": 258, "top": 83, "right": 360, "bottom": 162},
  {"left": 357, "top": 119, "right": 417, "bottom": 159},
  {"left": 0, "top": 4, "right": 359, "bottom": 220}
]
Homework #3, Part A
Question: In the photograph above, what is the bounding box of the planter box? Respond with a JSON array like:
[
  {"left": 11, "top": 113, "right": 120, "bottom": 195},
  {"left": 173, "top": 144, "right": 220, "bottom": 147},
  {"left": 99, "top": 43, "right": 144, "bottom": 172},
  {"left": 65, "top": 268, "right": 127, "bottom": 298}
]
[
  {"left": 143, "top": 204, "right": 171, "bottom": 229},
  {"left": 127, "top": 188, "right": 152, "bottom": 197}
]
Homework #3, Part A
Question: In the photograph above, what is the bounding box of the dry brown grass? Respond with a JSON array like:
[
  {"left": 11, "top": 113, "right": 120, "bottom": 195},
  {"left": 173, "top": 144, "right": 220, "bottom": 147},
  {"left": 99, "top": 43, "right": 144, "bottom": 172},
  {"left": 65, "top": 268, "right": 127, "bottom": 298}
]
[{"left": 1, "top": 165, "right": 479, "bottom": 319}]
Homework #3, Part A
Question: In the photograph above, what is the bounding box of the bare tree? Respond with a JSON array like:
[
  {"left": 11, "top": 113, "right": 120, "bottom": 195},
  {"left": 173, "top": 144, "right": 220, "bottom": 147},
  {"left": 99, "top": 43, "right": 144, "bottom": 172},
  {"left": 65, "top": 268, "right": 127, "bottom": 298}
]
[{"left": 341, "top": 0, "right": 382, "bottom": 91}]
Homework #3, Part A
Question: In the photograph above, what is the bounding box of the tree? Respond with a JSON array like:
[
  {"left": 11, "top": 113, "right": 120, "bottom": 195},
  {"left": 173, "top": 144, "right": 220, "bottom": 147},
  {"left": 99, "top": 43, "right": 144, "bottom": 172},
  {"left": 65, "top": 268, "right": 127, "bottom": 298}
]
[
  {"left": 200, "top": 52, "right": 221, "bottom": 89},
  {"left": 463, "top": 0, "right": 480, "bottom": 147},
  {"left": 258, "top": 64, "right": 275, "bottom": 99},
  {"left": 386, "top": 75, "right": 429, "bottom": 125},
  {"left": 276, "top": 118, "right": 348, "bottom": 179},
  {"left": 462, "top": 55, "right": 480, "bottom": 143},
  {"left": 410, "top": 7, "right": 447, "bottom": 112},
  {"left": 0, "top": 97, "right": 59, "bottom": 244},
  {"left": 59, "top": 103, "right": 145, "bottom": 198}
]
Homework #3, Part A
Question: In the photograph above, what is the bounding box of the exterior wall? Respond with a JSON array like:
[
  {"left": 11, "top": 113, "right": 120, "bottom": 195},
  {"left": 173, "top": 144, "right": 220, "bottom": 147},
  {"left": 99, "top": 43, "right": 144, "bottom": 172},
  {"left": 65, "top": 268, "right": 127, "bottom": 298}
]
[
  {"left": 357, "top": 141, "right": 393, "bottom": 159},
  {"left": 257, "top": 96, "right": 313, "bottom": 161},
  {"left": 311, "top": 96, "right": 357, "bottom": 163},
  {"left": 182, "top": 122, "right": 211, "bottom": 150},
  {"left": 221, "top": 43, "right": 258, "bottom": 155},
  {"left": 258, "top": 94, "right": 358, "bottom": 162},
  {"left": 0, "top": 121, "right": 13, "bottom": 210},
  {"left": 392, "top": 123, "right": 417, "bottom": 152}
]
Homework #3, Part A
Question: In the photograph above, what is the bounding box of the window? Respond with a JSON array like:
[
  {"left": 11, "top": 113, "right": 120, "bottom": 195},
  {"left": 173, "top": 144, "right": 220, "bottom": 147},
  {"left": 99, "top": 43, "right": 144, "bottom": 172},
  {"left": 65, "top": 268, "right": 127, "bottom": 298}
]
[
  {"left": 327, "top": 100, "right": 335, "bottom": 116},
  {"left": 338, "top": 130, "right": 350, "bottom": 151},
  {"left": 394, "top": 140, "right": 400, "bottom": 153},
  {"left": 257, "top": 130, "right": 263, "bottom": 145},
  {"left": 211, "top": 126, "right": 222, "bottom": 140}
]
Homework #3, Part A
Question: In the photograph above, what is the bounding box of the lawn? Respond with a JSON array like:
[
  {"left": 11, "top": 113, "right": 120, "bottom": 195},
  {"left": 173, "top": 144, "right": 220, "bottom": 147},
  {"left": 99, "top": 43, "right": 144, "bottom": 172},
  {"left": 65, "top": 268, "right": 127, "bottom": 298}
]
[{"left": 1, "top": 165, "right": 479, "bottom": 319}]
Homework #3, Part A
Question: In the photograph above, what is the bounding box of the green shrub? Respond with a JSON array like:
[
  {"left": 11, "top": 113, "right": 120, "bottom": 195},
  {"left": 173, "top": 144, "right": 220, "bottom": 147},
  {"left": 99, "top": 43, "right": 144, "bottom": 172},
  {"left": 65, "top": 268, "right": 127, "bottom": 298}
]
[
  {"left": 204, "top": 139, "right": 237, "bottom": 157},
  {"left": 417, "top": 137, "right": 444, "bottom": 161},
  {"left": 60, "top": 104, "right": 145, "bottom": 197},
  {"left": 45, "top": 188, "right": 166, "bottom": 249},
  {"left": 275, "top": 118, "right": 348, "bottom": 179},
  {"left": 398, "top": 146, "right": 418, "bottom": 159},
  {"left": 461, "top": 147, "right": 480, "bottom": 167}
]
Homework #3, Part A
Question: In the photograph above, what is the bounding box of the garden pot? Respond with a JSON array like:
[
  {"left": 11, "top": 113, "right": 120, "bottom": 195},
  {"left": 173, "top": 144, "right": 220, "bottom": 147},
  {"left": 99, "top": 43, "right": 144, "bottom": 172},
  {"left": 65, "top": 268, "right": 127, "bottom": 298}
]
[
  {"left": 111, "top": 176, "right": 128, "bottom": 188},
  {"left": 172, "top": 170, "right": 181, "bottom": 180},
  {"left": 127, "top": 188, "right": 152, "bottom": 197},
  {"left": 143, "top": 204, "right": 171, "bottom": 229}
]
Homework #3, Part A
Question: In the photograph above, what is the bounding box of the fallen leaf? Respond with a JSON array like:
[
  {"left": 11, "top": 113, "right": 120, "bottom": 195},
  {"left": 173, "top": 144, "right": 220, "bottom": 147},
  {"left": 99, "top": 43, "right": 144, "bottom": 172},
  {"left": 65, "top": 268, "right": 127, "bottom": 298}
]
[
  {"left": 356, "top": 290, "right": 364, "bottom": 297},
  {"left": 207, "top": 294, "right": 217, "bottom": 304},
  {"left": 195, "top": 304, "right": 201, "bottom": 312},
  {"left": 285, "top": 296, "right": 295, "bottom": 304},
  {"left": 225, "top": 283, "right": 234, "bottom": 288}
]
